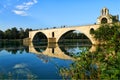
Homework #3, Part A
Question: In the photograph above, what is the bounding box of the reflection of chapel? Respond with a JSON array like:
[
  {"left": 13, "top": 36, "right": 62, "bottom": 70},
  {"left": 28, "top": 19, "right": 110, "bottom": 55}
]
[{"left": 97, "top": 7, "right": 119, "bottom": 24}]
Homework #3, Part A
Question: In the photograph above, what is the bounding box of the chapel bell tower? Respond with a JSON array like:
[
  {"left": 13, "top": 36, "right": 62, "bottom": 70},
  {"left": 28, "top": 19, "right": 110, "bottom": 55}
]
[{"left": 97, "top": 7, "right": 119, "bottom": 24}]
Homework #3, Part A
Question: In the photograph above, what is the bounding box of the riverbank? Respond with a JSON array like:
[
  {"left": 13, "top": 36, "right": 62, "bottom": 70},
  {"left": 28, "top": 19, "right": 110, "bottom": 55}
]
[{"left": 0, "top": 39, "right": 23, "bottom": 41}]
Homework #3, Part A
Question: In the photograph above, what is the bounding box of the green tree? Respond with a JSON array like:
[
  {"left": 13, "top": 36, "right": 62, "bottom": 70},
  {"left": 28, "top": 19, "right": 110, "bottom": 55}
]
[
  {"left": 19, "top": 28, "right": 25, "bottom": 39},
  {"left": 11, "top": 27, "right": 19, "bottom": 39},
  {"left": 4, "top": 29, "right": 12, "bottom": 39},
  {"left": 24, "top": 28, "right": 32, "bottom": 38},
  {"left": 0, "top": 30, "right": 4, "bottom": 39},
  {"left": 93, "top": 23, "right": 120, "bottom": 44}
]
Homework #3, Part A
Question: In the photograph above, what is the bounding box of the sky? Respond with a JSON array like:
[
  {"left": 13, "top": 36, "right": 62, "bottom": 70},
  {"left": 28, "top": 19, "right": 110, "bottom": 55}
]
[{"left": 0, "top": 0, "right": 120, "bottom": 31}]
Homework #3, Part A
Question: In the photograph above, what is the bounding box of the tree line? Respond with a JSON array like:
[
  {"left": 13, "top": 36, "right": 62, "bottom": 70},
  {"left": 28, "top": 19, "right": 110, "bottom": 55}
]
[{"left": 0, "top": 27, "right": 32, "bottom": 39}]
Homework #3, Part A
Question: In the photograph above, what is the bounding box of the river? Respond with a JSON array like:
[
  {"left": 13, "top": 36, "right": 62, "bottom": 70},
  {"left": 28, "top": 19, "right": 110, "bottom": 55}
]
[{"left": 0, "top": 40, "right": 91, "bottom": 79}]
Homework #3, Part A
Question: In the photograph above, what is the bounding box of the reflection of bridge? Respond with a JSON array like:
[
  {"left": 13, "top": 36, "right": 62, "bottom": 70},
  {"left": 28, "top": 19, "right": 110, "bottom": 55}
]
[
  {"left": 29, "top": 43, "right": 74, "bottom": 60},
  {"left": 28, "top": 8, "right": 119, "bottom": 44},
  {"left": 29, "top": 43, "right": 96, "bottom": 60}
]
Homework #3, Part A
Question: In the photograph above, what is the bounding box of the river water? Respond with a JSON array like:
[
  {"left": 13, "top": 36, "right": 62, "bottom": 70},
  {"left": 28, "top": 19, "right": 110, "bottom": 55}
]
[{"left": 0, "top": 41, "right": 91, "bottom": 79}]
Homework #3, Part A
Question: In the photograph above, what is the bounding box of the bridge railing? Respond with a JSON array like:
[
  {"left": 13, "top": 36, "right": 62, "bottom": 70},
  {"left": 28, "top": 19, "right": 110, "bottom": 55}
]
[{"left": 32, "top": 23, "right": 98, "bottom": 31}]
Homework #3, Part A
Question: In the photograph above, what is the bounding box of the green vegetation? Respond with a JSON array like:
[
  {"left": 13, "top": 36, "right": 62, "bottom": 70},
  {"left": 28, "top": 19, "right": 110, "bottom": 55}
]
[
  {"left": 0, "top": 27, "right": 31, "bottom": 54},
  {"left": 59, "top": 23, "right": 120, "bottom": 79},
  {"left": 91, "top": 23, "right": 120, "bottom": 44},
  {"left": 0, "top": 27, "right": 32, "bottom": 39}
]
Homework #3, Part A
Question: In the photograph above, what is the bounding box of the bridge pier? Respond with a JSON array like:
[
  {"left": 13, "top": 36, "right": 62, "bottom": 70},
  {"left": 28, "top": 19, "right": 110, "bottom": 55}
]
[{"left": 48, "top": 38, "right": 56, "bottom": 43}]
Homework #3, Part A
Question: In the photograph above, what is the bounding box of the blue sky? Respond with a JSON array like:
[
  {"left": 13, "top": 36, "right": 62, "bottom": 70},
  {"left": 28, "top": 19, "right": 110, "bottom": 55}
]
[{"left": 0, "top": 0, "right": 120, "bottom": 31}]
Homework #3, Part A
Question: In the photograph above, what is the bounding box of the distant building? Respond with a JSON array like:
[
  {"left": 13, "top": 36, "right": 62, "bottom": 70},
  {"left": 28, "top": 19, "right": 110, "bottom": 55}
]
[{"left": 97, "top": 7, "right": 119, "bottom": 24}]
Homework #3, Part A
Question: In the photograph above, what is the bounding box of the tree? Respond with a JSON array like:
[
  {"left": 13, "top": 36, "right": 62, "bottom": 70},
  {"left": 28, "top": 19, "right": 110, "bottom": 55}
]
[
  {"left": 24, "top": 28, "right": 32, "bottom": 38},
  {"left": 4, "top": 29, "right": 12, "bottom": 39},
  {"left": 0, "top": 27, "right": 32, "bottom": 39},
  {"left": 19, "top": 28, "right": 25, "bottom": 39},
  {"left": 0, "top": 30, "right": 4, "bottom": 39},
  {"left": 93, "top": 23, "right": 120, "bottom": 44},
  {"left": 11, "top": 27, "right": 19, "bottom": 39}
]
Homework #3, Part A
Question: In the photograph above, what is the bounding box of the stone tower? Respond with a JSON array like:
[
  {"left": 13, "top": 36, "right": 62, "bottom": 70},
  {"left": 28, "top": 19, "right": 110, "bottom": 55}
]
[{"left": 97, "top": 7, "right": 119, "bottom": 24}]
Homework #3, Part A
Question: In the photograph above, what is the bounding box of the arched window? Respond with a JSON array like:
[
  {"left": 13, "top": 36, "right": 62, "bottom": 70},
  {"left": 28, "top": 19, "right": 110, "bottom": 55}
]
[
  {"left": 101, "top": 18, "right": 107, "bottom": 24},
  {"left": 90, "top": 28, "right": 94, "bottom": 34}
]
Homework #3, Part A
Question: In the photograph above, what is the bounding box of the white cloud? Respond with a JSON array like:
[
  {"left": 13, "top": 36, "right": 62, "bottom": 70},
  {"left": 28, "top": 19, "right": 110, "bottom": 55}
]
[
  {"left": 16, "top": 5, "right": 29, "bottom": 10},
  {"left": 25, "top": 1, "right": 34, "bottom": 6},
  {"left": 13, "top": 10, "right": 27, "bottom": 16},
  {"left": 13, "top": 0, "right": 38, "bottom": 16},
  {"left": 16, "top": 1, "right": 35, "bottom": 10}
]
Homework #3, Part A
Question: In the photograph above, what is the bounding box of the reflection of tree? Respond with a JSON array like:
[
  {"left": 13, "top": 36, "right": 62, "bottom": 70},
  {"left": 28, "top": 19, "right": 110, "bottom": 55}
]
[
  {"left": 7, "top": 49, "right": 18, "bottom": 54},
  {"left": 33, "top": 42, "right": 47, "bottom": 53},
  {"left": 24, "top": 46, "right": 29, "bottom": 53},
  {"left": 0, "top": 41, "right": 29, "bottom": 54}
]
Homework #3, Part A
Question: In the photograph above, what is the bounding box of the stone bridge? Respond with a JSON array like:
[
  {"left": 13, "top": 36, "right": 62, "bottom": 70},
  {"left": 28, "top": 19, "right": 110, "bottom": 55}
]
[{"left": 29, "top": 24, "right": 100, "bottom": 44}]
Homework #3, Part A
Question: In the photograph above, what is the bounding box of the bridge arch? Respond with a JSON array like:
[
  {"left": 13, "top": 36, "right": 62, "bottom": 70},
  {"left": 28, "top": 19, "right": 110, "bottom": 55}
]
[
  {"left": 55, "top": 27, "right": 95, "bottom": 44},
  {"left": 32, "top": 32, "right": 48, "bottom": 42},
  {"left": 58, "top": 30, "right": 90, "bottom": 43},
  {"left": 58, "top": 30, "right": 75, "bottom": 40}
]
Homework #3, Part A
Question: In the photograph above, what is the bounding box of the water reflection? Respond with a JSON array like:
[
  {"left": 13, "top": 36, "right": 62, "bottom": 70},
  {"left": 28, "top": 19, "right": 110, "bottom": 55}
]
[
  {"left": 0, "top": 40, "right": 93, "bottom": 79},
  {"left": 0, "top": 40, "right": 94, "bottom": 60},
  {"left": 32, "top": 42, "right": 47, "bottom": 53},
  {"left": 0, "top": 40, "right": 29, "bottom": 54},
  {"left": 59, "top": 42, "right": 91, "bottom": 57},
  {"left": 29, "top": 42, "right": 74, "bottom": 60},
  {"left": 29, "top": 41, "right": 92, "bottom": 60}
]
